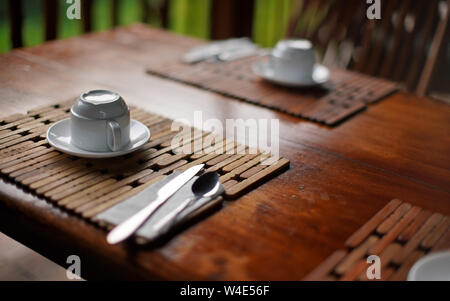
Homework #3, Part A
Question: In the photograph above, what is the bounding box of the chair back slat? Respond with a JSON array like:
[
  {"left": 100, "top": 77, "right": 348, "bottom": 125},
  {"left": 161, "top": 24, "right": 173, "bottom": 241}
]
[
  {"left": 43, "top": 0, "right": 58, "bottom": 41},
  {"left": 390, "top": 0, "right": 432, "bottom": 84},
  {"left": 416, "top": 0, "right": 450, "bottom": 95},
  {"left": 353, "top": 0, "right": 398, "bottom": 74},
  {"left": 112, "top": 0, "right": 119, "bottom": 27},
  {"left": 81, "top": 0, "right": 93, "bottom": 32},
  {"left": 211, "top": 0, "right": 254, "bottom": 39},
  {"left": 141, "top": 0, "right": 150, "bottom": 23},
  {"left": 379, "top": 0, "right": 425, "bottom": 78},
  {"left": 364, "top": 0, "right": 403, "bottom": 76},
  {"left": 286, "top": 0, "right": 304, "bottom": 38},
  {"left": 9, "top": 0, "right": 23, "bottom": 48},
  {"left": 403, "top": 0, "right": 440, "bottom": 88},
  {"left": 160, "top": 0, "right": 169, "bottom": 28},
  {"left": 139, "top": 0, "right": 170, "bottom": 27}
]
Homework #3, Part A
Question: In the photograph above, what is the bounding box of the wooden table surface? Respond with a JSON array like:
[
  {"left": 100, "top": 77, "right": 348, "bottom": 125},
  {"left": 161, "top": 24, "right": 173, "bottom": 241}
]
[{"left": 0, "top": 24, "right": 449, "bottom": 280}]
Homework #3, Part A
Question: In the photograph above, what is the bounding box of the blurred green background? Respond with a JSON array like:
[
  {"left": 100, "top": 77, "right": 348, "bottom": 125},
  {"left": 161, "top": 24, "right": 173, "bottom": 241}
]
[{"left": 0, "top": 0, "right": 298, "bottom": 53}]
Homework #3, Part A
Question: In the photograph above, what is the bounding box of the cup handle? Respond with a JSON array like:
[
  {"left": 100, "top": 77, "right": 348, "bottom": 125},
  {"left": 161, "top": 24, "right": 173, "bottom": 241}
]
[{"left": 107, "top": 120, "right": 121, "bottom": 152}]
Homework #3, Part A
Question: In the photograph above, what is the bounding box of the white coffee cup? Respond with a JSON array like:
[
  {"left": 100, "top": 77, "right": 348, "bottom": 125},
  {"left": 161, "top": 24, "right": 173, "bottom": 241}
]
[
  {"left": 269, "top": 39, "right": 316, "bottom": 80},
  {"left": 70, "top": 90, "right": 130, "bottom": 152}
]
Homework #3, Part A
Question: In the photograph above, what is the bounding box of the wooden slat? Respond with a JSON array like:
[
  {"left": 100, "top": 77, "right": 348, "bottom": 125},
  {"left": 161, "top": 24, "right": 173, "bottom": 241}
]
[
  {"left": 2, "top": 152, "right": 62, "bottom": 175},
  {"left": 416, "top": 0, "right": 450, "bottom": 96},
  {"left": 303, "top": 250, "right": 347, "bottom": 281},
  {"left": 392, "top": 213, "right": 443, "bottom": 265},
  {"left": 397, "top": 209, "right": 432, "bottom": 243},
  {"left": 82, "top": 175, "right": 167, "bottom": 218},
  {"left": 430, "top": 229, "right": 450, "bottom": 252},
  {"left": 225, "top": 158, "right": 290, "bottom": 198},
  {"left": 43, "top": 170, "right": 100, "bottom": 198},
  {"left": 369, "top": 206, "right": 421, "bottom": 255},
  {"left": 64, "top": 169, "right": 154, "bottom": 209},
  {"left": 75, "top": 185, "right": 133, "bottom": 214},
  {"left": 18, "top": 157, "right": 74, "bottom": 184},
  {"left": 407, "top": 1, "right": 441, "bottom": 90},
  {"left": 339, "top": 259, "right": 367, "bottom": 281},
  {"left": 345, "top": 199, "right": 402, "bottom": 247},
  {"left": 335, "top": 236, "right": 378, "bottom": 275},
  {"left": 421, "top": 217, "right": 450, "bottom": 249},
  {"left": 376, "top": 203, "right": 412, "bottom": 234},
  {"left": 35, "top": 166, "right": 95, "bottom": 195},
  {"left": 389, "top": 250, "right": 425, "bottom": 281}
]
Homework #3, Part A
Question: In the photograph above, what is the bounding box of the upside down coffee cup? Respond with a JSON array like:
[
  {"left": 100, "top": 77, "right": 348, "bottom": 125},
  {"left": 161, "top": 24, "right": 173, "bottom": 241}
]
[
  {"left": 270, "top": 39, "right": 316, "bottom": 80},
  {"left": 70, "top": 90, "right": 130, "bottom": 152}
]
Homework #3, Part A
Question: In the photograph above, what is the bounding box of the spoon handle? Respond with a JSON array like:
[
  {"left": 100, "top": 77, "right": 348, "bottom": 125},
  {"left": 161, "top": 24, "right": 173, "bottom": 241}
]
[{"left": 150, "top": 196, "right": 196, "bottom": 235}]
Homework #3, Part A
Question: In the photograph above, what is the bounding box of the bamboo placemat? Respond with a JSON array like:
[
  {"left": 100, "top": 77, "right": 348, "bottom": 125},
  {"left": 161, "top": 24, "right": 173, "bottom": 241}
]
[
  {"left": 304, "top": 199, "right": 450, "bottom": 281},
  {"left": 0, "top": 101, "right": 289, "bottom": 234},
  {"left": 147, "top": 53, "right": 399, "bottom": 126}
]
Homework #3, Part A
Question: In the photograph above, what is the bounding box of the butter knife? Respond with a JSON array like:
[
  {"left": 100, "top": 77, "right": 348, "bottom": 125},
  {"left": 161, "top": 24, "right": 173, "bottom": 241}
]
[{"left": 106, "top": 164, "right": 204, "bottom": 244}]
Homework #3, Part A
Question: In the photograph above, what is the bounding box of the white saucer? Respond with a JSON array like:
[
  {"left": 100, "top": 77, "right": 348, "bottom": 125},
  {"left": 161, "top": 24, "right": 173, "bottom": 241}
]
[
  {"left": 252, "top": 61, "right": 330, "bottom": 87},
  {"left": 407, "top": 251, "right": 450, "bottom": 281},
  {"left": 46, "top": 119, "right": 150, "bottom": 158}
]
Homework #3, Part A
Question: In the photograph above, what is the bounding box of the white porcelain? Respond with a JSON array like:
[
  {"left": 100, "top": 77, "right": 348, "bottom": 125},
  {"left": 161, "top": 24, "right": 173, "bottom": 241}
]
[
  {"left": 253, "top": 60, "right": 330, "bottom": 87},
  {"left": 70, "top": 90, "right": 130, "bottom": 152},
  {"left": 47, "top": 119, "right": 150, "bottom": 158},
  {"left": 270, "top": 39, "right": 316, "bottom": 80},
  {"left": 407, "top": 251, "right": 450, "bottom": 281}
]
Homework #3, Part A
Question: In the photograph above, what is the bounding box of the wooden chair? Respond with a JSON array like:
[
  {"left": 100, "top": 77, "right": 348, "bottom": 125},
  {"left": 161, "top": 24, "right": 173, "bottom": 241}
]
[{"left": 286, "top": 0, "right": 450, "bottom": 95}]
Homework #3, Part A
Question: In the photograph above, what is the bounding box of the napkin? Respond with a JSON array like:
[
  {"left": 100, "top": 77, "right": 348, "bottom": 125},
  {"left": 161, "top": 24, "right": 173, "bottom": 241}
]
[{"left": 96, "top": 171, "right": 223, "bottom": 242}]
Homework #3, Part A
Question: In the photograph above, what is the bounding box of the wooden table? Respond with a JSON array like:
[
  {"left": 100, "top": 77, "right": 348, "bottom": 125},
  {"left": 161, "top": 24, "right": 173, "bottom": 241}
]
[{"left": 0, "top": 24, "right": 449, "bottom": 280}]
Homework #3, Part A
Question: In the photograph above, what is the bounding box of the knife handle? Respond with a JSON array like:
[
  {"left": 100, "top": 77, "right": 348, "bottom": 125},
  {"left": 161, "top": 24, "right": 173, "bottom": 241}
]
[
  {"left": 106, "top": 195, "right": 164, "bottom": 244},
  {"left": 150, "top": 196, "right": 195, "bottom": 235}
]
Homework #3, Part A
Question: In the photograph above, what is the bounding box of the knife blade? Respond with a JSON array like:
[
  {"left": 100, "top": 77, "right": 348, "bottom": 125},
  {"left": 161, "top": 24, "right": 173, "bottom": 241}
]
[{"left": 106, "top": 164, "right": 204, "bottom": 244}]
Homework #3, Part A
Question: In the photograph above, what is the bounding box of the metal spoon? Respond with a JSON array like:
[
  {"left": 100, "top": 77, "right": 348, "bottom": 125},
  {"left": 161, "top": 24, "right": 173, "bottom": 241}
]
[{"left": 149, "top": 172, "right": 224, "bottom": 236}]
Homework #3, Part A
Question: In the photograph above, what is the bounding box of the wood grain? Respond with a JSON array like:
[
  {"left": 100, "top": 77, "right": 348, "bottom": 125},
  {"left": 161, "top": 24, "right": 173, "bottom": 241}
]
[{"left": 0, "top": 24, "right": 449, "bottom": 280}]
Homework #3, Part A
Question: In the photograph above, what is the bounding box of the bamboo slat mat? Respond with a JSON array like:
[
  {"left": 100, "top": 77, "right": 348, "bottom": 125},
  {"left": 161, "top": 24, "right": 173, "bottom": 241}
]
[
  {"left": 0, "top": 101, "right": 289, "bottom": 237},
  {"left": 304, "top": 199, "right": 450, "bottom": 281},
  {"left": 146, "top": 51, "right": 399, "bottom": 126}
]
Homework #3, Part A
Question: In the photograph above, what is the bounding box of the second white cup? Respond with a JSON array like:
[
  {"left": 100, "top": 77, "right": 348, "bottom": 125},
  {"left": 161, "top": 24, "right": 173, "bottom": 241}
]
[{"left": 270, "top": 39, "right": 316, "bottom": 80}]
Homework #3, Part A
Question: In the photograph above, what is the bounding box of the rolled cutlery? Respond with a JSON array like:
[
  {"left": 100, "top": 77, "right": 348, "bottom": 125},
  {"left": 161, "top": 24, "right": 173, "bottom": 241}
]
[
  {"left": 183, "top": 37, "right": 255, "bottom": 64},
  {"left": 106, "top": 164, "right": 204, "bottom": 244}
]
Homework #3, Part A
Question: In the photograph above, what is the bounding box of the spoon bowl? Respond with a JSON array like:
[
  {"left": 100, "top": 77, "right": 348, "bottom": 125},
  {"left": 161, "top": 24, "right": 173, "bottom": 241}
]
[
  {"left": 192, "top": 172, "right": 222, "bottom": 198},
  {"left": 149, "top": 172, "right": 224, "bottom": 236}
]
